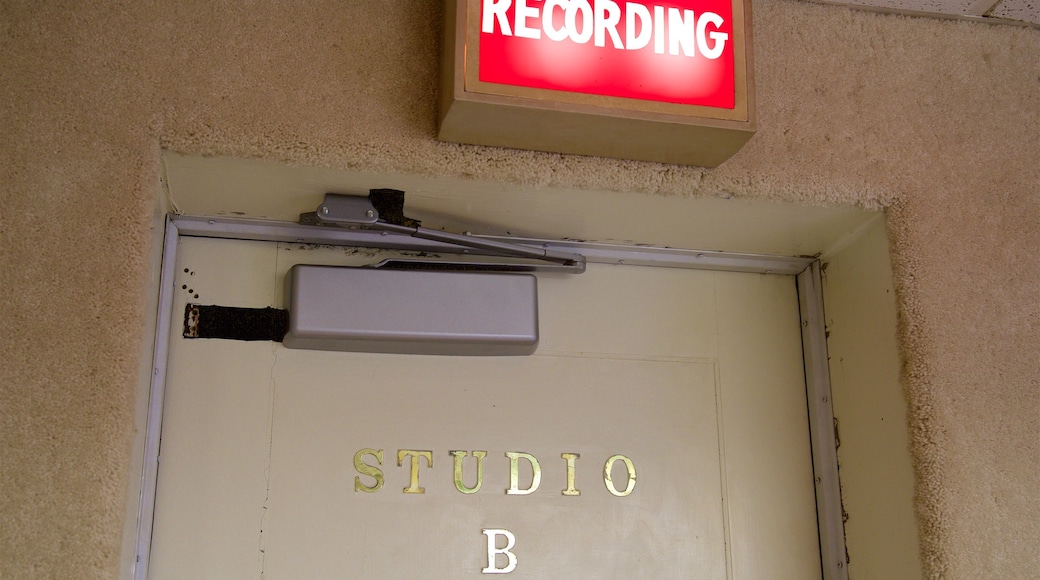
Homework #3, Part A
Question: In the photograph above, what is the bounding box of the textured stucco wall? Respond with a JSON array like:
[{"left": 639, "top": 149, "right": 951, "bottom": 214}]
[{"left": 1, "top": 1, "right": 1037, "bottom": 577}]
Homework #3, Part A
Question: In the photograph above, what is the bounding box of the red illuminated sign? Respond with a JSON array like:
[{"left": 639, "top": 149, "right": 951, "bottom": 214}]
[{"left": 478, "top": 0, "right": 736, "bottom": 109}]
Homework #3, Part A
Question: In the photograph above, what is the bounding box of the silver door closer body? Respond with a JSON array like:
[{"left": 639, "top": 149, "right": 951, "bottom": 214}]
[{"left": 282, "top": 264, "right": 539, "bottom": 355}]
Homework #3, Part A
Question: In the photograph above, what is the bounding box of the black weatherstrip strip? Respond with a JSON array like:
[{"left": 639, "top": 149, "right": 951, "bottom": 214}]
[{"left": 183, "top": 304, "right": 289, "bottom": 342}]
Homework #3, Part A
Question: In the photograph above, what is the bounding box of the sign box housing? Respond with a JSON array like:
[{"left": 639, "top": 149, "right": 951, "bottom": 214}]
[{"left": 438, "top": 0, "right": 756, "bottom": 167}]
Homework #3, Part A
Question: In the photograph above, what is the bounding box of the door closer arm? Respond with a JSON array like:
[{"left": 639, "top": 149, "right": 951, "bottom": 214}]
[{"left": 301, "top": 190, "right": 587, "bottom": 273}]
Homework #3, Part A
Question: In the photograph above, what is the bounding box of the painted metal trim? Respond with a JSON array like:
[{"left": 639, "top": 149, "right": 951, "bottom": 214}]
[
  {"left": 132, "top": 218, "right": 180, "bottom": 580},
  {"left": 797, "top": 261, "right": 850, "bottom": 580},
  {"left": 172, "top": 215, "right": 814, "bottom": 275},
  {"left": 510, "top": 238, "right": 813, "bottom": 275}
]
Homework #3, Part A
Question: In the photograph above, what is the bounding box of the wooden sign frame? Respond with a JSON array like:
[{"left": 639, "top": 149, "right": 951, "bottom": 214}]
[{"left": 437, "top": 0, "right": 756, "bottom": 167}]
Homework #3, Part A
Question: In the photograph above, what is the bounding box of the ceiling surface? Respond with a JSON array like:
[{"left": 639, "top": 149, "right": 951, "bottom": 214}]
[{"left": 806, "top": 0, "right": 1040, "bottom": 26}]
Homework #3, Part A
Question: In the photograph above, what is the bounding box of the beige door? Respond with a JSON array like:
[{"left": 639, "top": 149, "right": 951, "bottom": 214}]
[{"left": 148, "top": 235, "right": 821, "bottom": 579}]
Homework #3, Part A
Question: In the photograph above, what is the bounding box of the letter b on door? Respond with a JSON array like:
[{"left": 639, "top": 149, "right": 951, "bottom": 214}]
[{"left": 482, "top": 528, "right": 518, "bottom": 574}]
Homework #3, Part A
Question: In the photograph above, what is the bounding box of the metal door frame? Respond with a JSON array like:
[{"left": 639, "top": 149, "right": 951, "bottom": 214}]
[{"left": 131, "top": 214, "right": 846, "bottom": 579}]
